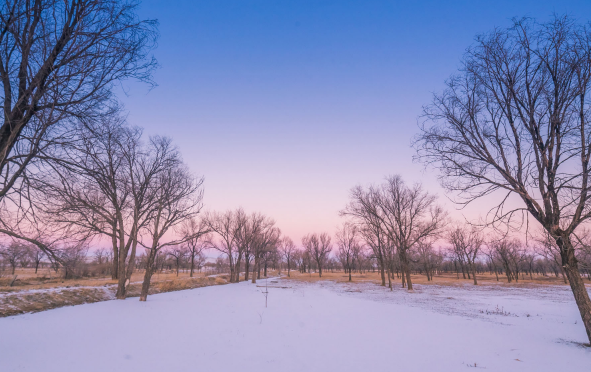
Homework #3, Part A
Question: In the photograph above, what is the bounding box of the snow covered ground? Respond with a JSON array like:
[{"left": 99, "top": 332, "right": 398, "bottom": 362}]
[{"left": 0, "top": 278, "right": 589, "bottom": 371}]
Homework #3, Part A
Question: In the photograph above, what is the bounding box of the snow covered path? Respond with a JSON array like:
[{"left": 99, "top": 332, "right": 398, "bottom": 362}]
[{"left": 0, "top": 278, "right": 589, "bottom": 371}]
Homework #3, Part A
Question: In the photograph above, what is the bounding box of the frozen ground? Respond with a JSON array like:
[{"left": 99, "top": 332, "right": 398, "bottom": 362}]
[{"left": 0, "top": 278, "right": 589, "bottom": 372}]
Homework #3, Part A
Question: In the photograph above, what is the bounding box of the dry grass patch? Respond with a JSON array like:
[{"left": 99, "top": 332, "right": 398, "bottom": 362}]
[
  {"left": 0, "top": 273, "right": 230, "bottom": 317},
  {"left": 283, "top": 271, "right": 591, "bottom": 288},
  {"left": 0, "top": 269, "right": 210, "bottom": 293},
  {"left": 0, "top": 288, "right": 111, "bottom": 317}
]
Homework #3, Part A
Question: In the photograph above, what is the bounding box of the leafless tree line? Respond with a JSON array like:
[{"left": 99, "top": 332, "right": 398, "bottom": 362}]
[{"left": 203, "top": 208, "right": 282, "bottom": 284}]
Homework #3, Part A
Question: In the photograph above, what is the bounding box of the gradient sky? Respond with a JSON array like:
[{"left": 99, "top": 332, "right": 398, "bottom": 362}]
[{"left": 118, "top": 0, "right": 591, "bottom": 243}]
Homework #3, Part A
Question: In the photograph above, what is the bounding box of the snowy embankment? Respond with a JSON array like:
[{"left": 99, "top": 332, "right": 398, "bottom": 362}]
[{"left": 0, "top": 279, "right": 589, "bottom": 372}]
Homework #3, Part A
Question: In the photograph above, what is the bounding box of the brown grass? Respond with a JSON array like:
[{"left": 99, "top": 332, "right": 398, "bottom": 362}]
[
  {"left": 283, "top": 270, "right": 591, "bottom": 288},
  {"left": 0, "top": 268, "right": 212, "bottom": 292},
  {"left": 0, "top": 288, "right": 110, "bottom": 317},
  {"left": 0, "top": 269, "right": 230, "bottom": 317}
]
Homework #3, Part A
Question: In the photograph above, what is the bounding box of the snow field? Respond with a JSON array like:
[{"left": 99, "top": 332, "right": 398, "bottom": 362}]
[{"left": 0, "top": 278, "right": 589, "bottom": 371}]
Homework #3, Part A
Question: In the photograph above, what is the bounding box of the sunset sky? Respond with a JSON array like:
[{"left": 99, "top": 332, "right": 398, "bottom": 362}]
[{"left": 119, "top": 0, "right": 591, "bottom": 242}]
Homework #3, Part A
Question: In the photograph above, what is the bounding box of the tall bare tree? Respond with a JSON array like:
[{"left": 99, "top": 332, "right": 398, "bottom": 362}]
[
  {"left": 448, "top": 226, "right": 483, "bottom": 285},
  {"left": 250, "top": 216, "right": 280, "bottom": 283},
  {"left": 344, "top": 176, "right": 445, "bottom": 290},
  {"left": 0, "top": 241, "right": 24, "bottom": 274},
  {"left": 37, "top": 118, "right": 173, "bottom": 298},
  {"left": 416, "top": 240, "right": 442, "bottom": 281},
  {"left": 302, "top": 232, "right": 332, "bottom": 278},
  {"left": 336, "top": 222, "right": 359, "bottom": 282},
  {"left": 168, "top": 245, "right": 187, "bottom": 277},
  {"left": 205, "top": 210, "right": 240, "bottom": 282},
  {"left": 279, "top": 236, "right": 297, "bottom": 277},
  {"left": 416, "top": 16, "right": 591, "bottom": 341},
  {"left": 30, "top": 247, "right": 45, "bottom": 273},
  {"left": 138, "top": 158, "right": 204, "bottom": 301},
  {"left": 341, "top": 186, "right": 389, "bottom": 286},
  {"left": 379, "top": 176, "right": 446, "bottom": 290},
  {"left": 179, "top": 217, "right": 210, "bottom": 278}
]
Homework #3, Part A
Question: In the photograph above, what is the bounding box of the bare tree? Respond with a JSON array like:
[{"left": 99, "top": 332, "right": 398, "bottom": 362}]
[
  {"left": 336, "top": 222, "right": 359, "bottom": 282},
  {"left": 379, "top": 176, "right": 446, "bottom": 290},
  {"left": 416, "top": 241, "right": 442, "bottom": 281},
  {"left": 341, "top": 186, "right": 390, "bottom": 286},
  {"left": 302, "top": 233, "right": 332, "bottom": 278},
  {"left": 416, "top": 15, "right": 591, "bottom": 341},
  {"left": 232, "top": 208, "right": 250, "bottom": 282},
  {"left": 168, "top": 245, "right": 187, "bottom": 277},
  {"left": 279, "top": 236, "right": 297, "bottom": 277},
  {"left": 489, "top": 238, "right": 526, "bottom": 283},
  {"left": 352, "top": 242, "right": 368, "bottom": 274},
  {"left": 205, "top": 210, "right": 240, "bottom": 282},
  {"left": 58, "top": 244, "right": 88, "bottom": 279},
  {"left": 38, "top": 118, "right": 174, "bottom": 298},
  {"left": 344, "top": 176, "right": 445, "bottom": 290},
  {"left": 29, "top": 116, "right": 130, "bottom": 281},
  {"left": 448, "top": 226, "right": 484, "bottom": 285},
  {"left": 180, "top": 218, "right": 210, "bottom": 278},
  {"left": 138, "top": 158, "right": 204, "bottom": 301},
  {"left": 0, "top": 241, "right": 24, "bottom": 274},
  {"left": 30, "top": 247, "right": 45, "bottom": 273},
  {"left": 250, "top": 217, "right": 280, "bottom": 283}
]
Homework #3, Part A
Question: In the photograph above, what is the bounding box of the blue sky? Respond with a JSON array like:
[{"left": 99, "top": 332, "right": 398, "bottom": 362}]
[{"left": 119, "top": 0, "right": 591, "bottom": 241}]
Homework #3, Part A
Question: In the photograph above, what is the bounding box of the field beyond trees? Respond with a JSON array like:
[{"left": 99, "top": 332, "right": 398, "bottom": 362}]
[{"left": 3, "top": 264, "right": 589, "bottom": 317}]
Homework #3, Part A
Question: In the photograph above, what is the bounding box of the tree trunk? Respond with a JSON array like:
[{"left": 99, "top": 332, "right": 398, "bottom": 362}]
[
  {"left": 387, "top": 267, "right": 392, "bottom": 290},
  {"left": 115, "top": 216, "right": 129, "bottom": 299},
  {"left": 251, "top": 256, "right": 258, "bottom": 284},
  {"left": 228, "top": 254, "right": 235, "bottom": 283},
  {"left": 116, "top": 254, "right": 127, "bottom": 299},
  {"left": 558, "top": 236, "right": 591, "bottom": 344},
  {"left": 190, "top": 252, "right": 195, "bottom": 278},
  {"left": 111, "top": 226, "right": 119, "bottom": 280},
  {"left": 237, "top": 254, "right": 243, "bottom": 282},
  {"left": 125, "top": 240, "right": 138, "bottom": 284},
  {"left": 399, "top": 247, "right": 413, "bottom": 290},
  {"left": 139, "top": 249, "right": 157, "bottom": 301},
  {"left": 348, "top": 260, "right": 352, "bottom": 282},
  {"left": 401, "top": 265, "right": 406, "bottom": 288},
  {"left": 245, "top": 256, "right": 250, "bottom": 281},
  {"left": 560, "top": 267, "right": 568, "bottom": 284}
]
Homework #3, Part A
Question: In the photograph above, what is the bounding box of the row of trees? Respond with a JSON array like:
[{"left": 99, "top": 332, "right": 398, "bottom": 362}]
[
  {"left": 207, "top": 226, "right": 591, "bottom": 285},
  {"left": 0, "top": 243, "right": 213, "bottom": 281},
  {"left": 6, "top": 227, "right": 587, "bottom": 286}
]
